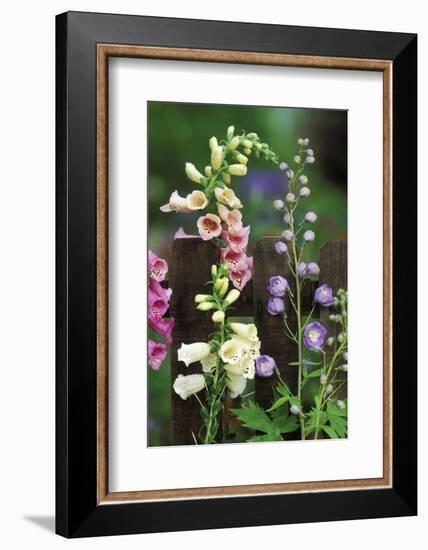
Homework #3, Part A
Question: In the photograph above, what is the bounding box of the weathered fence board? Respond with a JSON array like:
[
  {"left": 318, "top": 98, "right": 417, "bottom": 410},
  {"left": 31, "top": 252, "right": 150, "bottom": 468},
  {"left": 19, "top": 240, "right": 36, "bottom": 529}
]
[{"left": 168, "top": 237, "right": 347, "bottom": 444}]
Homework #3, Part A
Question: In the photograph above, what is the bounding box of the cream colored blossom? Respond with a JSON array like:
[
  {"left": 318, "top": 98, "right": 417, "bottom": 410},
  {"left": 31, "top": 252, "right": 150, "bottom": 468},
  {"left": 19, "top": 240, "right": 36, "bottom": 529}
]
[
  {"left": 200, "top": 353, "right": 218, "bottom": 373},
  {"left": 177, "top": 342, "right": 211, "bottom": 367},
  {"left": 186, "top": 190, "right": 208, "bottom": 210},
  {"left": 185, "top": 162, "right": 204, "bottom": 184},
  {"left": 160, "top": 190, "right": 190, "bottom": 213},
  {"left": 231, "top": 334, "right": 261, "bottom": 359},
  {"left": 214, "top": 187, "right": 242, "bottom": 209},
  {"left": 225, "top": 353, "right": 255, "bottom": 379},
  {"left": 226, "top": 372, "right": 247, "bottom": 398},
  {"left": 173, "top": 374, "right": 205, "bottom": 400},
  {"left": 211, "top": 145, "right": 224, "bottom": 171},
  {"left": 230, "top": 322, "right": 258, "bottom": 342},
  {"left": 228, "top": 164, "right": 247, "bottom": 176},
  {"left": 219, "top": 339, "right": 244, "bottom": 365}
]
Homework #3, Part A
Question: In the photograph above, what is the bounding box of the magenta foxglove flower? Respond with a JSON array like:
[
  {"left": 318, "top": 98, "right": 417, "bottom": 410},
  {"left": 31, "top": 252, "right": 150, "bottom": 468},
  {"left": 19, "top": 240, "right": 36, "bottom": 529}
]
[
  {"left": 303, "top": 230, "right": 315, "bottom": 242},
  {"left": 148, "top": 250, "right": 168, "bottom": 282},
  {"left": 306, "top": 262, "right": 320, "bottom": 276},
  {"left": 314, "top": 284, "right": 334, "bottom": 307},
  {"left": 197, "top": 213, "right": 222, "bottom": 241},
  {"left": 303, "top": 322, "right": 327, "bottom": 351},
  {"left": 148, "top": 339, "right": 168, "bottom": 370},
  {"left": 255, "top": 355, "right": 277, "bottom": 378},
  {"left": 148, "top": 291, "right": 169, "bottom": 320},
  {"left": 223, "top": 225, "right": 250, "bottom": 253},
  {"left": 298, "top": 262, "right": 307, "bottom": 278},
  {"left": 149, "top": 316, "right": 174, "bottom": 344},
  {"left": 267, "top": 297, "right": 285, "bottom": 316},
  {"left": 149, "top": 278, "right": 172, "bottom": 302},
  {"left": 229, "top": 267, "right": 252, "bottom": 291},
  {"left": 220, "top": 247, "right": 247, "bottom": 272},
  {"left": 268, "top": 275, "right": 288, "bottom": 297},
  {"left": 274, "top": 241, "right": 287, "bottom": 254}
]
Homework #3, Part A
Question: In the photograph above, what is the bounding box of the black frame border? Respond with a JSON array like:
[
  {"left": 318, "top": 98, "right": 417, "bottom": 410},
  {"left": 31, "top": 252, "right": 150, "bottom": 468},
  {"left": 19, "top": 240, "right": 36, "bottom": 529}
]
[{"left": 56, "top": 11, "right": 417, "bottom": 538}]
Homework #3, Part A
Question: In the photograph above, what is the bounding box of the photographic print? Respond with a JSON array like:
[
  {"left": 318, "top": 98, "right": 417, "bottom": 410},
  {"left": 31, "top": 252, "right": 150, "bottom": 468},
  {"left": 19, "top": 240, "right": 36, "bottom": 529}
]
[{"left": 147, "top": 101, "right": 348, "bottom": 446}]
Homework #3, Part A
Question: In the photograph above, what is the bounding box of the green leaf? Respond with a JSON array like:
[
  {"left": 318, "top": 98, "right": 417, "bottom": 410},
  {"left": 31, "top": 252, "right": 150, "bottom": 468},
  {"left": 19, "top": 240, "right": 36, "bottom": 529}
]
[
  {"left": 231, "top": 402, "right": 279, "bottom": 436},
  {"left": 288, "top": 361, "right": 321, "bottom": 366},
  {"left": 306, "top": 367, "right": 324, "bottom": 379},
  {"left": 321, "top": 425, "right": 338, "bottom": 439},
  {"left": 276, "top": 384, "right": 291, "bottom": 397},
  {"left": 273, "top": 415, "right": 298, "bottom": 434},
  {"left": 266, "top": 395, "right": 289, "bottom": 412}
]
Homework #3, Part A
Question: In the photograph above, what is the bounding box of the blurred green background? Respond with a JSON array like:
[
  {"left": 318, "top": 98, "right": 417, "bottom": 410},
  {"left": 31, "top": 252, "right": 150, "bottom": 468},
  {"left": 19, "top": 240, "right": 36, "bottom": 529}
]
[{"left": 148, "top": 101, "right": 347, "bottom": 446}]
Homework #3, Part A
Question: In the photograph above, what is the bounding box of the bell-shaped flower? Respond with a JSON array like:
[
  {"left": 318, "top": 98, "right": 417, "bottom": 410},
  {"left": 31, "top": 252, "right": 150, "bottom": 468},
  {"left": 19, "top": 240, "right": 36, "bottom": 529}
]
[
  {"left": 230, "top": 322, "right": 258, "bottom": 342},
  {"left": 225, "top": 353, "right": 255, "bottom": 379},
  {"left": 149, "top": 278, "right": 172, "bottom": 302},
  {"left": 197, "top": 213, "right": 222, "bottom": 241},
  {"left": 148, "top": 250, "right": 168, "bottom": 282},
  {"left": 214, "top": 187, "right": 243, "bottom": 209},
  {"left": 223, "top": 225, "right": 250, "bottom": 253},
  {"left": 219, "top": 339, "right": 245, "bottom": 365},
  {"left": 160, "top": 190, "right": 191, "bottom": 213},
  {"left": 148, "top": 287, "right": 169, "bottom": 320},
  {"left": 231, "top": 334, "right": 261, "bottom": 360},
  {"left": 186, "top": 190, "right": 208, "bottom": 211},
  {"left": 217, "top": 203, "right": 243, "bottom": 232},
  {"left": 185, "top": 162, "right": 204, "bottom": 184},
  {"left": 200, "top": 353, "right": 218, "bottom": 373},
  {"left": 148, "top": 339, "right": 167, "bottom": 371},
  {"left": 220, "top": 247, "right": 247, "bottom": 272},
  {"left": 173, "top": 374, "right": 206, "bottom": 400},
  {"left": 229, "top": 265, "right": 252, "bottom": 291},
  {"left": 177, "top": 342, "right": 211, "bottom": 367},
  {"left": 149, "top": 316, "right": 174, "bottom": 344},
  {"left": 225, "top": 372, "right": 247, "bottom": 398}
]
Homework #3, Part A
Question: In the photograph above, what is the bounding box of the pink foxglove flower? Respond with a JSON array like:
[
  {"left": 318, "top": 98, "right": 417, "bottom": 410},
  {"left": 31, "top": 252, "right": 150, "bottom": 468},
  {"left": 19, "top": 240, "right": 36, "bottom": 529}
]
[
  {"left": 148, "top": 291, "right": 169, "bottom": 321},
  {"left": 223, "top": 225, "right": 250, "bottom": 253},
  {"left": 229, "top": 267, "right": 252, "bottom": 291},
  {"left": 149, "top": 316, "right": 174, "bottom": 344},
  {"left": 148, "top": 339, "right": 167, "bottom": 370},
  {"left": 197, "top": 213, "right": 222, "bottom": 241},
  {"left": 217, "top": 203, "right": 243, "bottom": 232},
  {"left": 148, "top": 250, "right": 168, "bottom": 282},
  {"left": 149, "top": 278, "right": 172, "bottom": 302},
  {"left": 174, "top": 227, "right": 198, "bottom": 239},
  {"left": 220, "top": 247, "right": 247, "bottom": 272}
]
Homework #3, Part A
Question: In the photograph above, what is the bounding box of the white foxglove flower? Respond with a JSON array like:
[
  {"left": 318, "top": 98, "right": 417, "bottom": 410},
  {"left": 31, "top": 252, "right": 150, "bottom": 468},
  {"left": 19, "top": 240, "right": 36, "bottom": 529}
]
[
  {"left": 228, "top": 164, "right": 247, "bottom": 176},
  {"left": 160, "top": 190, "right": 190, "bottom": 213},
  {"left": 219, "top": 339, "right": 245, "bottom": 365},
  {"left": 173, "top": 374, "right": 205, "bottom": 400},
  {"left": 231, "top": 334, "right": 261, "bottom": 359},
  {"left": 177, "top": 342, "right": 211, "bottom": 367},
  {"left": 225, "top": 353, "right": 255, "bottom": 379},
  {"left": 211, "top": 145, "right": 224, "bottom": 171},
  {"left": 229, "top": 322, "right": 258, "bottom": 342},
  {"left": 226, "top": 373, "right": 247, "bottom": 398},
  {"left": 186, "top": 190, "right": 209, "bottom": 210},
  {"left": 200, "top": 353, "right": 218, "bottom": 373},
  {"left": 214, "top": 187, "right": 242, "bottom": 209},
  {"left": 185, "top": 162, "right": 204, "bottom": 184}
]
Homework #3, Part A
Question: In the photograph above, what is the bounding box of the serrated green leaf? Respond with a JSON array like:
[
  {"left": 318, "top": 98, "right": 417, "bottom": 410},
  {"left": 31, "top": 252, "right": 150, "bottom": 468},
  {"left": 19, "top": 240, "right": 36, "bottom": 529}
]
[
  {"left": 273, "top": 415, "right": 298, "bottom": 434},
  {"left": 321, "top": 425, "right": 338, "bottom": 439},
  {"left": 266, "top": 395, "right": 289, "bottom": 412},
  {"left": 248, "top": 433, "right": 283, "bottom": 442},
  {"left": 231, "top": 402, "right": 279, "bottom": 436}
]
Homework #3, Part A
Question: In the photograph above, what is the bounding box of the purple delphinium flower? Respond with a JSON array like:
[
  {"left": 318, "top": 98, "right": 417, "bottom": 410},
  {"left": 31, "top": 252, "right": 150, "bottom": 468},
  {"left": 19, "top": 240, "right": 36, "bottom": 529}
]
[
  {"left": 306, "top": 262, "right": 320, "bottom": 276},
  {"left": 268, "top": 275, "right": 288, "bottom": 297},
  {"left": 298, "top": 262, "right": 307, "bottom": 278},
  {"left": 303, "top": 230, "right": 315, "bottom": 242},
  {"left": 274, "top": 241, "right": 287, "bottom": 254},
  {"left": 314, "top": 284, "right": 334, "bottom": 307},
  {"left": 267, "top": 297, "right": 285, "bottom": 316},
  {"left": 255, "top": 355, "right": 277, "bottom": 378},
  {"left": 303, "top": 322, "right": 327, "bottom": 351}
]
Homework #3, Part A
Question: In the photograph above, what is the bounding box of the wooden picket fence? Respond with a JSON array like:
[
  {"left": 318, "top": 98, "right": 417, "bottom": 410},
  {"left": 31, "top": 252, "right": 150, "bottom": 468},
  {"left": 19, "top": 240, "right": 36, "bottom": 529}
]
[{"left": 168, "top": 237, "right": 347, "bottom": 445}]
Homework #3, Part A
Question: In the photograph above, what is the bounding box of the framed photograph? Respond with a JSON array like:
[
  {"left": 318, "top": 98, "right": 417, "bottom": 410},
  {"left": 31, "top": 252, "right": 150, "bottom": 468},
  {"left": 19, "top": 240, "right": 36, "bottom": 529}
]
[{"left": 56, "top": 11, "right": 417, "bottom": 537}]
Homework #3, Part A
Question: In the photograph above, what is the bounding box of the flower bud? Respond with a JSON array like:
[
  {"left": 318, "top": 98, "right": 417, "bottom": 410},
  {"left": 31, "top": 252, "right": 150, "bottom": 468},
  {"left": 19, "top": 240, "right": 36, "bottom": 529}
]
[
  {"left": 303, "top": 230, "right": 315, "bottom": 242},
  {"left": 337, "top": 363, "right": 348, "bottom": 372},
  {"left": 218, "top": 278, "right": 229, "bottom": 297},
  {"left": 320, "top": 373, "right": 327, "bottom": 384},
  {"left": 224, "top": 289, "right": 240, "bottom": 306},
  {"left": 305, "top": 212, "right": 317, "bottom": 224},
  {"left": 286, "top": 169, "right": 294, "bottom": 179},
  {"left": 298, "top": 262, "right": 307, "bottom": 278},
  {"left": 228, "top": 164, "right": 247, "bottom": 176},
  {"left": 195, "top": 294, "right": 213, "bottom": 304},
  {"left": 228, "top": 136, "right": 240, "bottom": 150},
  {"left": 326, "top": 336, "right": 335, "bottom": 346},
  {"left": 286, "top": 193, "right": 296, "bottom": 203},
  {"left": 243, "top": 147, "right": 252, "bottom": 156},
  {"left": 185, "top": 162, "right": 204, "bottom": 184},
  {"left": 306, "top": 262, "right": 320, "bottom": 276},
  {"left": 325, "top": 384, "right": 334, "bottom": 395},
  {"left": 283, "top": 212, "right": 291, "bottom": 225},
  {"left": 279, "top": 162, "right": 288, "bottom": 171},
  {"left": 246, "top": 132, "right": 258, "bottom": 140},
  {"left": 214, "top": 276, "right": 227, "bottom": 291},
  {"left": 336, "top": 400, "right": 346, "bottom": 410},
  {"left": 274, "top": 241, "right": 287, "bottom": 254},
  {"left": 211, "top": 264, "right": 218, "bottom": 278},
  {"left": 305, "top": 156, "right": 316, "bottom": 165},
  {"left": 298, "top": 175, "right": 308, "bottom": 184},
  {"left": 303, "top": 138, "right": 310, "bottom": 146},
  {"left": 255, "top": 142, "right": 262, "bottom": 151},
  {"left": 209, "top": 136, "right": 218, "bottom": 150},
  {"left": 282, "top": 229, "right": 293, "bottom": 242},
  {"left": 290, "top": 404, "right": 301, "bottom": 415},
  {"left": 243, "top": 139, "right": 252, "bottom": 149},
  {"left": 274, "top": 199, "right": 285, "bottom": 211},
  {"left": 222, "top": 173, "right": 231, "bottom": 185},
  {"left": 299, "top": 187, "right": 311, "bottom": 198},
  {"left": 297, "top": 138, "right": 304, "bottom": 146},
  {"left": 211, "top": 145, "right": 224, "bottom": 171},
  {"left": 294, "top": 155, "right": 301, "bottom": 164},
  {"left": 337, "top": 332, "right": 345, "bottom": 343},
  {"left": 212, "top": 310, "right": 225, "bottom": 323},
  {"left": 197, "top": 301, "right": 216, "bottom": 311},
  {"left": 227, "top": 125, "right": 235, "bottom": 140},
  {"left": 204, "top": 165, "right": 212, "bottom": 177},
  {"left": 305, "top": 148, "right": 314, "bottom": 156},
  {"left": 236, "top": 153, "right": 248, "bottom": 165},
  {"left": 342, "top": 352, "right": 348, "bottom": 361}
]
